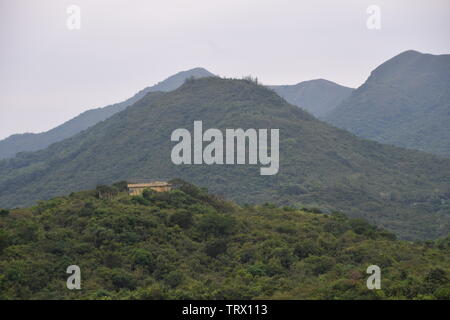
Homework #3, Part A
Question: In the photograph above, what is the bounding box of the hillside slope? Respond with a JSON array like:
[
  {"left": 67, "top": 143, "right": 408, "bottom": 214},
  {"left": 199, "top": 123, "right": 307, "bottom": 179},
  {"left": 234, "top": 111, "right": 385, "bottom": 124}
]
[
  {"left": 0, "top": 68, "right": 215, "bottom": 159},
  {"left": 325, "top": 50, "right": 450, "bottom": 157},
  {"left": 270, "top": 79, "right": 354, "bottom": 118},
  {"left": 0, "top": 78, "right": 449, "bottom": 240},
  {"left": 0, "top": 182, "right": 449, "bottom": 300}
]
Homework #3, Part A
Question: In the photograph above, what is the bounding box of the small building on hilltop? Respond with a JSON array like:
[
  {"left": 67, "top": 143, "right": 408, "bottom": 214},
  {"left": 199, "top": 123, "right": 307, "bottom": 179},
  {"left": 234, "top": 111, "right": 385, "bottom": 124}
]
[{"left": 127, "top": 181, "right": 172, "bottom": 196}]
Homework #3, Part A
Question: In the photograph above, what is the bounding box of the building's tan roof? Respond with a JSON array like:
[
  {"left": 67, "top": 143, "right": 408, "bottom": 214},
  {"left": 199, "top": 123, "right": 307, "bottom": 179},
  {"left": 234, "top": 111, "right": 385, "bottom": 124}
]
[{"left": 127, "top": 181, "right": 171, "bottom": 188}]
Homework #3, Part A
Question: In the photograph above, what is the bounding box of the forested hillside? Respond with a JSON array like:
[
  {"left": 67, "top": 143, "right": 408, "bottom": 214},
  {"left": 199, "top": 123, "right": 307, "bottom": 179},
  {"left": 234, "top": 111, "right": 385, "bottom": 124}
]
[
  {"left": 0, "top": 78, "right": 450, "bottom": 240},
  {"left": 270, "top": 79, "right": 353, "bottom": 118},
  {"left": 0, "top": 181, "right": 448, "bottom": 300}
]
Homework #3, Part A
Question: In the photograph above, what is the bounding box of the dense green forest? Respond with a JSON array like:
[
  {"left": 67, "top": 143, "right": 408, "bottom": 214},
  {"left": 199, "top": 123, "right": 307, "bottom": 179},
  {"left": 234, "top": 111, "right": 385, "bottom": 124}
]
[
  {"left": 1, "top": 78, "right": 450, "bottom": 240},
  {"left": 0, "top": 181, "right": 448, "bottom": 300}
]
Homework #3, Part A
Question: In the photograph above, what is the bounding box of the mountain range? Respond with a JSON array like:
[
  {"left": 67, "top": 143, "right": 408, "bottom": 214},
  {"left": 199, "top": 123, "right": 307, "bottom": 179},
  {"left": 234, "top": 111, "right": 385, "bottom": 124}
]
[
  {"left": 1, "top": 77, "right": 449, "bottom": 240},
  {"left": 325, "top": 50, "right": 450, "bottom": 158},
  {"left": 2, "top": 51, "right": 449, "bottom": 162},
  {"left": 0, "top": 69, "right": 354, "bottom": 159}
]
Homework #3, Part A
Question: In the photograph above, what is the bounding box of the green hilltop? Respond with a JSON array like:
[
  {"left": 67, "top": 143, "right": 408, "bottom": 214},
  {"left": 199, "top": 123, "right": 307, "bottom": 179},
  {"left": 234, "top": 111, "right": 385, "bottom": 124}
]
[
  {"left": 325, "top": 50, "right": 450, "bottom": 158},
  {"left": 0, "top": 77, "right": 450, "bottom": 240},
  {"left": 0, "top": 181, "right": 449, "bottom": 300}
]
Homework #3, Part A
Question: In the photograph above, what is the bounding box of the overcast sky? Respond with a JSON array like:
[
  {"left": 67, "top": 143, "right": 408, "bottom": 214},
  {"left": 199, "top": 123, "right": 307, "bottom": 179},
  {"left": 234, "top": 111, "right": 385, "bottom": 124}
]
[{"left": 1, "top": 0, "right": 449, "bottom": 139}]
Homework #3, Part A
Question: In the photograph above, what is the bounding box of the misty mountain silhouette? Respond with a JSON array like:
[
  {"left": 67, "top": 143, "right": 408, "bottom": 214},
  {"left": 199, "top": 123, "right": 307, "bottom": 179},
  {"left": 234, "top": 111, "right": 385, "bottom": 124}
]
[
  {"left": 0, "top": 68, "right": 215, "bottom": 159},
  {"left": 270, "top": 79, "right": 354, "bottom": 118}
]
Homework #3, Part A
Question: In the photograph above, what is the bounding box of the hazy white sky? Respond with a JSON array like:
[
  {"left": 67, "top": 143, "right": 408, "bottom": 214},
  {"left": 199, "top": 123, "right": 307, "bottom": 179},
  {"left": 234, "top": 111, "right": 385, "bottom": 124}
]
[{"left": 1, "top": 0, "right": 449, "bottom": 139}]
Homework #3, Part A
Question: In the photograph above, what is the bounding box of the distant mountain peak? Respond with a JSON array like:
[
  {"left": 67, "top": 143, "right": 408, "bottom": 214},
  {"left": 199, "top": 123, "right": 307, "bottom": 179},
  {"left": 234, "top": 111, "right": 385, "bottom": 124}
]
[
  {"left": 185, "top": 67, "right": 213, "bottom": 73},
  {"left": 299, "top": 78, "right": 339, "bottom": 85},
  {"left": 269, "top": 79, "right": 354, "bottom": 118},
  {"left": 148, "top": 68, "right": 215, "bottom": 92},
  {"left": 397, "top": 49, "right": 423, "bottom": 56},
  {"left": 326, "top": 50, "right": 450, "bottom": 158},
  {"left": 163, "top": 67, "right": 215, "bottom": 79}
]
